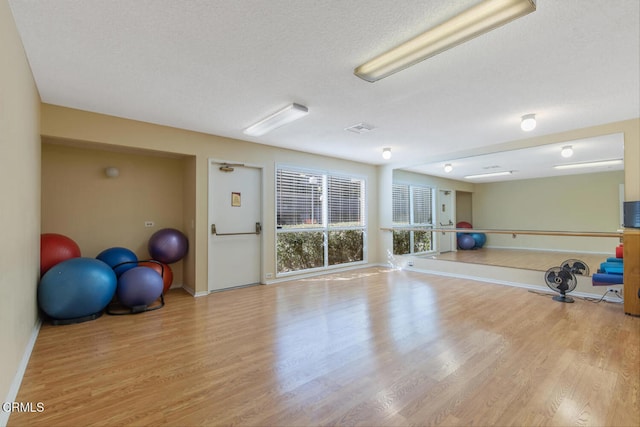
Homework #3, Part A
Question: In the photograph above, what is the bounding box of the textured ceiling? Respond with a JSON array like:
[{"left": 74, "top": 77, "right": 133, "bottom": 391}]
[{"left": 8, "top": 0, "right": 640, "bottom": 176}]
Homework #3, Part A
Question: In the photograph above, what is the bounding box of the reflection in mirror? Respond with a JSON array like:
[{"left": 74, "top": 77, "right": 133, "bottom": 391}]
[{"left": 392, "top": 133, "right": 625, "bottom": 276}]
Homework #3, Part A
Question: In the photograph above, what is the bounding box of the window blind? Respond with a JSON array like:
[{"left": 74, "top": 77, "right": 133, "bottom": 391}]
[
  {"left": 276, "top": 169, "right": 323, "bottom": 227},
  {"left": 392, "top": 183, "right": 410, "bottom": 225},
  {"left": 328, "top": 175, "right": 365, "bottom": 227}
]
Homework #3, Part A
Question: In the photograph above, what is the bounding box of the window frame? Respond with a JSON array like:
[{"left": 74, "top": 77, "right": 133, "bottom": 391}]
[
  {"left": 392, "top": 182, "right": 435, "bottom": 255},
  {"left": 275, "top": 164, "right": 367, "bottom": 276}
]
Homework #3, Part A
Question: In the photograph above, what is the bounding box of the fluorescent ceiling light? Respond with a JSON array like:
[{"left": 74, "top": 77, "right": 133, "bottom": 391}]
[
  {"left": 244, "top": 103, "right": 308, "bottom": 136},
  {"left": 553, "top": 159, "right": 623, "bottom": 170},
  {"left": 465, "top": 171, "right": 513, "bottom": 179},
  {"left": 354, "top": 0, "right": 536, "bottom": 82}
]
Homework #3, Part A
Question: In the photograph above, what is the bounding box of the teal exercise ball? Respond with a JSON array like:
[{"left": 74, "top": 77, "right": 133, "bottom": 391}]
[
  {"left": 38, "top": 258, "right": 117, "bottom": 320},
  {"left": 97, "top": 247, "right": 138, "bottom": 277},
  {"left": 470, "top": 232, "right": 487, "bottom": 248}
]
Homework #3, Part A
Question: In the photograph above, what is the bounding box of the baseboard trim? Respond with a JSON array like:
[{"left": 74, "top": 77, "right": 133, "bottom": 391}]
[
  {"left": 180, "top": 284, "right": 208, "bottom": 298},
  {"left": 1, "top": 318, "right": 42, "bottom": 427}
]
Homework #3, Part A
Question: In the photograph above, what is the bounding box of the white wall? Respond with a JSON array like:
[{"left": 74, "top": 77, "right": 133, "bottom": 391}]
[{"left": 0, "top": 0, "right": 41, "bottom": 418}]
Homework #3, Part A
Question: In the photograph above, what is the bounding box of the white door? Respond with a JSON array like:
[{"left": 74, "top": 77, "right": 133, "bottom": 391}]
[
  {"left": 437, "top": 189, "right": 455, "bottom": 253},
  {"left": 208, "top": 162, "right": 262, "bottom": 291}
]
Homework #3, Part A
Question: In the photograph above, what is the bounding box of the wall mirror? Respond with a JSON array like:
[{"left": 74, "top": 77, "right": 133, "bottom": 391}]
[{"left": 391, "top": 132, "right": 625, "bottom": 275}]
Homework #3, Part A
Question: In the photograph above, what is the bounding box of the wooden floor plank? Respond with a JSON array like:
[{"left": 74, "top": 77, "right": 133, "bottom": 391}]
[{"left": 8, "top": 267, "right": 639, "bottom": 426}]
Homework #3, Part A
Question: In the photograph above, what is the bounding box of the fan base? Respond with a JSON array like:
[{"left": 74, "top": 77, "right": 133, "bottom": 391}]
[{"left": 552, "top": 295, "right": 574, "bottom": 303}]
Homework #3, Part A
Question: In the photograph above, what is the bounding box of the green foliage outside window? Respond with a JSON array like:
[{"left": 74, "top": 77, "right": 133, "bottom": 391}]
[
  {"left": 276, "top": 231, "right": 324, "bottom": 273},
  {"left": 413, "top": 230, "right": 431, "bottom": 253},
  {"left": 393, "top": 230, "right": 410, "bottom": 255},
  {"left": 393, "top": 230, "right": 432, "bottom": 255},
  {"left": 328, "top": 230, "right": 364, "bottom": 265},
  {"left": 277, "top": 229, "right": 364, "bottom": 273}
]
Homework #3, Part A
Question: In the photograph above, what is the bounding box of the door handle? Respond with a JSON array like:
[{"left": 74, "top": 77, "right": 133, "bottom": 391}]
[{"left": 211, "top": 222, "right": 262, "bottom": 236}]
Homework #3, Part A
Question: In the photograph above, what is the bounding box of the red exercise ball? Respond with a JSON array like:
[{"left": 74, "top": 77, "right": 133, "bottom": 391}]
[
  {"left": 40, "top": 233, "right": 81, "bottom": 277},
  {"left": 139, "top": 261, "right": 173, "bottom": 293},
  {"left": 456, "top": 221, "right": 473, "bottom": 229}
]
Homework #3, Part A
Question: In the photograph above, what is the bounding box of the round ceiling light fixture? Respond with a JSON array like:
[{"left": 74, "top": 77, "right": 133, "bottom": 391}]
[
  {"left": 382, "top": 147, "right": 392, "bottom": 160},
  {"left": 520, "top": 113, "right": 536, "bottom": 131},
  {"left": 444, "top": 163, "right": 453, "bottom": 173},
  {"left": 561, "top": 145, "right": 573, "bottom": 158}
]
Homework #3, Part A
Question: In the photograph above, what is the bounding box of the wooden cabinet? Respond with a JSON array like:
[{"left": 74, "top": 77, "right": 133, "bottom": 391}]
[{"left": 623, "top": 228, "right": 640, "bottom": 316}]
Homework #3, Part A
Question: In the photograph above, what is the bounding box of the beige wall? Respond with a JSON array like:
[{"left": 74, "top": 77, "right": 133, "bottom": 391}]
[
  {"left": 0, "top": 0, "right": 41, "bottom": 410},
  {"left": 456, "top": 192, "right": 473, "bottom": 225},
  {"left": 41, "top": 142, "right": 188, "bottom": 284},
  {"left": 40, "top": 104, "right": 380, "bottom": 293},
  {"left": 473, "top": 171, "right": 624, "bottom": 252}
]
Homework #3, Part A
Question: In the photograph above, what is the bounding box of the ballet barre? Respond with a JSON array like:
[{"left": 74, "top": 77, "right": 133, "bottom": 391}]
[{"left": 379, "top": 227, "right": 623, "bottom": 239}]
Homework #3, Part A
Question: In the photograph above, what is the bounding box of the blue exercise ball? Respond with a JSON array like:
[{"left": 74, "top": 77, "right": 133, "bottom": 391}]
[
  {"left": 470, "top": 232, "right": 487, "bottom": 248},
  {"left": 148, "top": 228, "right": 188, "bottom": 264},
  {"left": 458, "top": 233, "right": 476, "bottom": 250},
  {"left": 117, "top": 267, "right": 163, "bottom": 308},
  {"left": 96, "top": 247, "right": 138, "bottom": 277},
  {"left": 38, "top": 257, "right": 117, "bottom": 320}
]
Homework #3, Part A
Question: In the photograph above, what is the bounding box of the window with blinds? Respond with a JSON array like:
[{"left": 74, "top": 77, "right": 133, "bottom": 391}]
[
  {"left": 412, "top": 186, "right": 432, "bottom": 225},
  {"left": 276, "top": 166, "right": 366, "bottom": 274},
  {"left": 392, "top": 183, "right": 410, "bottom": 225},
  {"left": 276, "top": 169, "right": 323, "bottom": 228},
  {"left": 392, "top": 183, "right": 434, "bottom": 255},
  {"left": 328, "top": 175, "right": 365, "bottom": 227}
]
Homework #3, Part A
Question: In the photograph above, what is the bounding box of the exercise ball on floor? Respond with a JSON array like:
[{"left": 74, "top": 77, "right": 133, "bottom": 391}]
[
  {"left": 148, "top": 228, "right": 188, "bottom": 264},
  {"left": 470, "top": 232, "right": 487, "bottom": 248},
  {"left": 458, "top": 233, "right": 476, "bottom": 250},
  {"left": 138, "top": 260, "right": 173, "bottom": 293},
  {"left": 456, "top": 221, "right": 473, "bottom": 229},
  {"left": 97, "top": 247, "right": 138, "bottom": 277},
  {"left": 38, "top": 257, "right": 117, "bottom": 320},
  {"left": 40, "top": 233, "right": 81, "bottom": 277},
  {"left": 117, "top": 266, "right": 164, "bottom": 307}
]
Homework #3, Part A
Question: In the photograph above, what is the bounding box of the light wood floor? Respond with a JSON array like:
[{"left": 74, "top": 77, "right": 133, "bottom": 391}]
[
  {"left": 10, "top": 268, "right": 640, "bottom": 426},
  {"left": 426, "top": 248, "right": 608, "bottom": 275}
]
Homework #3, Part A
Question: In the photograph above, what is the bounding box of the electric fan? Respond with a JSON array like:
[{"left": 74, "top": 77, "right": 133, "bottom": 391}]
[
  {"left": 561, "top": 259, "right": 590, "bottom": 276},
  {"left": 545, "top": 267, "right": 577, "bottom": 303}
]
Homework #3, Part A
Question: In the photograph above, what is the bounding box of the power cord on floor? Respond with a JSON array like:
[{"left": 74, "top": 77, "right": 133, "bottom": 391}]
[{"left": 527, "top": 289, "right": 623, "bottom": 304}]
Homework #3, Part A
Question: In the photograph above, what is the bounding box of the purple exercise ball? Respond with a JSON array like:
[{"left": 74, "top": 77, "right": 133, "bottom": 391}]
[
  {"left": 117, "top": 266, "right": 163, "bottom": 307},
  {"left": 148, "top": 228, "right": 188, "bottom": 264},
  {"left": 458, "top": 233, "right": 476, "bottom": 250}
]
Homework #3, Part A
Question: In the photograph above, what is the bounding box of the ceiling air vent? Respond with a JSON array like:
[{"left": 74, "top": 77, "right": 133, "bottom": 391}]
[{"left": 345, "top": 122, "right": 375, "bottom": 134}]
